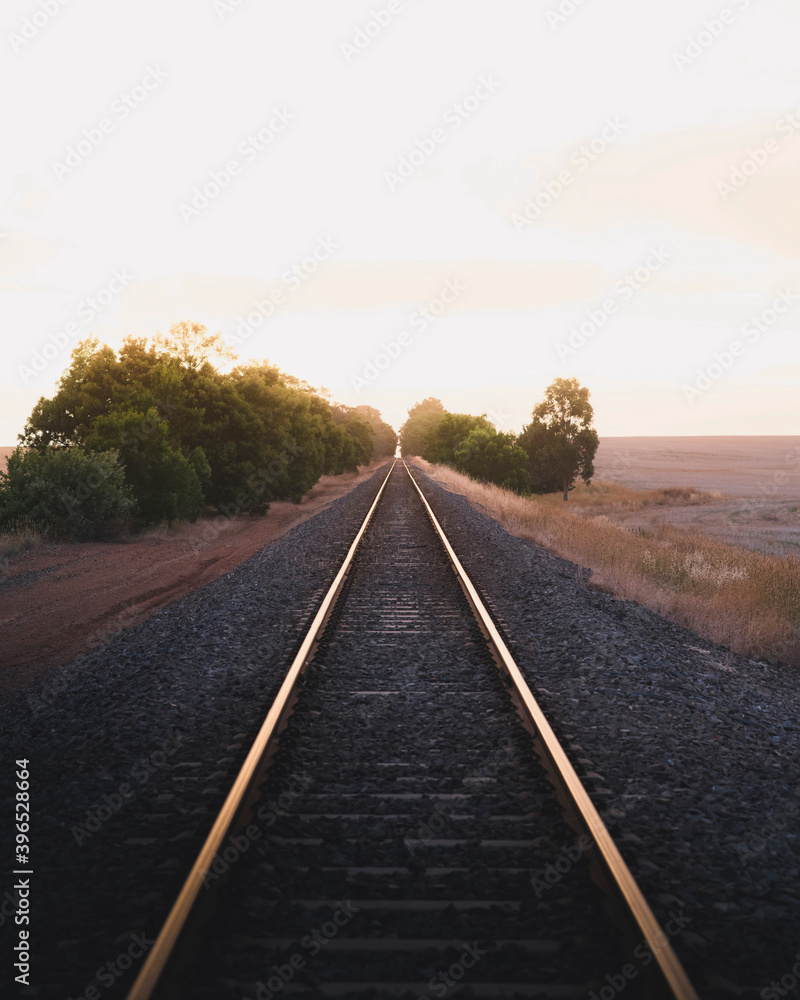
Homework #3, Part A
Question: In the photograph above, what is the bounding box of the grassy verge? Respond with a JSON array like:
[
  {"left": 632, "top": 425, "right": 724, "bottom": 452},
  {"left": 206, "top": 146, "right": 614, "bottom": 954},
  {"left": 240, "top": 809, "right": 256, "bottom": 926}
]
[
  {"left": 0, "top": 528, "right": 44, "bottom": 559},
  {"left": 530, "top": 479, "right": 722, "bottom": 509},
  {"left": 414, "top": 459, "right": 800, "bottom": 667}
]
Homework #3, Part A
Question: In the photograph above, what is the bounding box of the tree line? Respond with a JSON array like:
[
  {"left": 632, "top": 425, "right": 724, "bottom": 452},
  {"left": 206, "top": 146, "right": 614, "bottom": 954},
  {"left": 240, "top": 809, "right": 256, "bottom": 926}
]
[
  {"left": 399, "top": 378, "right": 599, "bottom": 500},
  {"left": 0, "top": 323, "right": 396, "bottom": 540}
]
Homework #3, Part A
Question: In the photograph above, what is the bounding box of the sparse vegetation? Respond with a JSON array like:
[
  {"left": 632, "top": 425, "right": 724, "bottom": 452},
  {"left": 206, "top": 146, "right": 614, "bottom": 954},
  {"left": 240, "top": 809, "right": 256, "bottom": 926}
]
[
  {"left": 0, "top": 527, "right": 44, "bottom": 559},
  {"left": 416, "top": 459, "right": 800, "bottom": 666},
  {"left": 532, "top": 479, "right": 720, "bottom": 510}
]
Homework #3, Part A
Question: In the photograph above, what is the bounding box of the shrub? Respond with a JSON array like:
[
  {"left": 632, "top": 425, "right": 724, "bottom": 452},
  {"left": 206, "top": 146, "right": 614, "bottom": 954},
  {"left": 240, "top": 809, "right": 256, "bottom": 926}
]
[
  {"left": 454, "top": 427, "right": 531, "bottom": 495},
  {"left": 0, "top": 447, "right": 135, "bottom": 540},
  {"left": 88, "top": 408, "right": 206, "bottom": 526}
]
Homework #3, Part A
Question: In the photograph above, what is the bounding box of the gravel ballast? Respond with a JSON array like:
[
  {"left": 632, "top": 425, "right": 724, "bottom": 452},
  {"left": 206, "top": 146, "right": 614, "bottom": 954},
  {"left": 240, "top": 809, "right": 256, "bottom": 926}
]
[
  {"left": 1, "top": 459, "right": 799, "bottom": 999},
  {"left": 411, "top": 463, "right": 800, "bottom": 999},
  {"left": 0, "top": 466, "right": 392, "bottom": 998},
  {"left": 184, "top": 464, "right": 625, "bottom": 999}
]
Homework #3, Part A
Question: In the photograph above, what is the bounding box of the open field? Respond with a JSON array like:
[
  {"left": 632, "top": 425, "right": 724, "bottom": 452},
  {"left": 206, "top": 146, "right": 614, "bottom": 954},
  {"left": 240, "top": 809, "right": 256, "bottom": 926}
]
[
  {"left": 595, "top": 435, "right": 800, "bottom": 497},
  {"left": 591, "top": 436, "right": 800, "bottom": 558}
]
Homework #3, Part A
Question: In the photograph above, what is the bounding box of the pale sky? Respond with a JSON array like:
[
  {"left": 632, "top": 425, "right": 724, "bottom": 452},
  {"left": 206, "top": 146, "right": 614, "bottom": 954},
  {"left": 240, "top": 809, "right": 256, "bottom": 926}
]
[{"left": 2, "top": 0, "right": 800, "bottom": 441}]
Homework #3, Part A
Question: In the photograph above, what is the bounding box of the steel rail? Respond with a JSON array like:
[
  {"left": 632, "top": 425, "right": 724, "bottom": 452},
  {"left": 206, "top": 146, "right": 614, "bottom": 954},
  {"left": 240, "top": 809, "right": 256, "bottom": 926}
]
[
  {"left": 403, "top": 460, "right": 700, "bottom": 1000},
  {"left": 126, "top": 459, "right": 397, "bottom": 1000}
]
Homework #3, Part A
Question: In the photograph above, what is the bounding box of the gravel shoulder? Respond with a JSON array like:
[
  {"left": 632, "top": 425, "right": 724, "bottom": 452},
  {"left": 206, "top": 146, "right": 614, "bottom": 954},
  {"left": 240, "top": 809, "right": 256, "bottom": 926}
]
[
  {"left": 0, "top": 464, "right": 392, "bottom": 999},
  {"left": 411, "top": 462, "right": 800, "bottom": 999},
  {"left": 0, "top": 461, "right": 387, "bottom": 695}
]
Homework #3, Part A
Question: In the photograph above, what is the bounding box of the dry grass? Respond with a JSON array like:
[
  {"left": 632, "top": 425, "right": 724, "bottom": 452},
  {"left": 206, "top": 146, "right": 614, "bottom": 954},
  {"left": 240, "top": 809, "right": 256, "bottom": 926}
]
[
  {"left": 0, "top": 528, "right": 44, "bottom": 559},
  {"left": 414, "top": 459, "right": 800, "bottom": 667},
  {"left": 533, "top": 479, "right": 722, "bottom": 510}
]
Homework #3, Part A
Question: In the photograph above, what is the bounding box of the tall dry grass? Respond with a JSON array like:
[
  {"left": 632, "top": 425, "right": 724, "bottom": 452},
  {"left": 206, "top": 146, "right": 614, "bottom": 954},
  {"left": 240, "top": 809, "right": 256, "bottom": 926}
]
[
  {"left": 0, "top": 528, "right": 43, "bottom": 559},
  {"left": 531, "top": 479, "right": 721, "bottom": 509},
  {"left": 414, "top": 459, "right": 800, "bottom": 666}
]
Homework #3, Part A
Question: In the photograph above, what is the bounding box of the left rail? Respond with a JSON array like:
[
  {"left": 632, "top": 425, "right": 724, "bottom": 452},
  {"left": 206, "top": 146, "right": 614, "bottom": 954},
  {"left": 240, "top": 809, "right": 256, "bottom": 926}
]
[{"left": 126, "top": 460, "right": 396, "bottom": 1000}]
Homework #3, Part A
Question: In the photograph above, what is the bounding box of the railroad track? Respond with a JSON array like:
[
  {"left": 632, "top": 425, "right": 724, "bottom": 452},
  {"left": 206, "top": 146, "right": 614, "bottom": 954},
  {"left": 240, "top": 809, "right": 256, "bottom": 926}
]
[{"left": 127, "top": 460, "right": 700, "bottom": 1000}]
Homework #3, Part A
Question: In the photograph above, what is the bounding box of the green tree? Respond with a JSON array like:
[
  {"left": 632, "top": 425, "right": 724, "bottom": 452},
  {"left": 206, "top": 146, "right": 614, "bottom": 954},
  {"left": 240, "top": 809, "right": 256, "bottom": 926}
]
[
  {"left": 331, "top": 405, "right": 375, "bottom": 470},
  {"left": 88, "top": 408, "right": 206, "bottom": 525},
  {"left": 351, "top": 405, "right": 397, "bottom": 459},
  {"left": 399, "top": 398, "right": 445, "bottom": 456},
  {"left": 453, "top": 427, "right": 531, "bottom": 495},
  {"left": 22, "top": 339, "right": 124, "bottom": 449},
  {"left": 17, "top": 326, "right": 397, "bottom": 530},
  {"left": 518, "top": 377, "right": 599, "bottom": 500},
  {"left": 515, "top": 421, "right": 562, "bottom": 494},
  {"left": 0, "top": 446, "right": 135, "bottom": 540},
  {"left": 425, "top": 412, "right": 493, "bottom": 465},
  {"left": 152, "top": 320, "right": 237, "bottom": 371}
]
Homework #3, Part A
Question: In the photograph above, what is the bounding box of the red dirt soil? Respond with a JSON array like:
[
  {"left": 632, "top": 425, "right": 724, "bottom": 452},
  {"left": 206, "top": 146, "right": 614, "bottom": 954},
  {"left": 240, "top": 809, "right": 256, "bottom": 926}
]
[{"left": 0, "top": 462, "right": 389, "bottom": 695}]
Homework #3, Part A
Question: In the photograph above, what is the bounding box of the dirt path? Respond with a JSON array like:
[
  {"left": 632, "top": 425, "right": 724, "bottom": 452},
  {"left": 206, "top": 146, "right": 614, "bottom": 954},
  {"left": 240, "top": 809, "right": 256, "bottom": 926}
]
[{"left": 0, "top": 462, "right": 389, "bottom": 695}]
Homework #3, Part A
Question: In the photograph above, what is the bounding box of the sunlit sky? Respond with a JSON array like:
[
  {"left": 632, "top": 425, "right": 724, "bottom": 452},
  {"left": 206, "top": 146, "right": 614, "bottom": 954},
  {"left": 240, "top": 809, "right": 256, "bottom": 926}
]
[{"left": 2, "top": 0, "right": 800, "bottom": 441}]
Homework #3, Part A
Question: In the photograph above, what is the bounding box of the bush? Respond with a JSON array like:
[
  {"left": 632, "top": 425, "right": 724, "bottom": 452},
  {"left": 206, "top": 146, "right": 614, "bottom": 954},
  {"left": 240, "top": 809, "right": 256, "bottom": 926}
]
[
  {"left": 88, "top": 408, "right": 206, "bottom": 525},
  {"left": 425, "top": 413, "right": 493, "bottom": 465},
  {"left": 454, "top": 427, "right": 531, "bottom": 495},
  {"left": 0, "top": 447, "right": 135, "bottom": 540}
]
